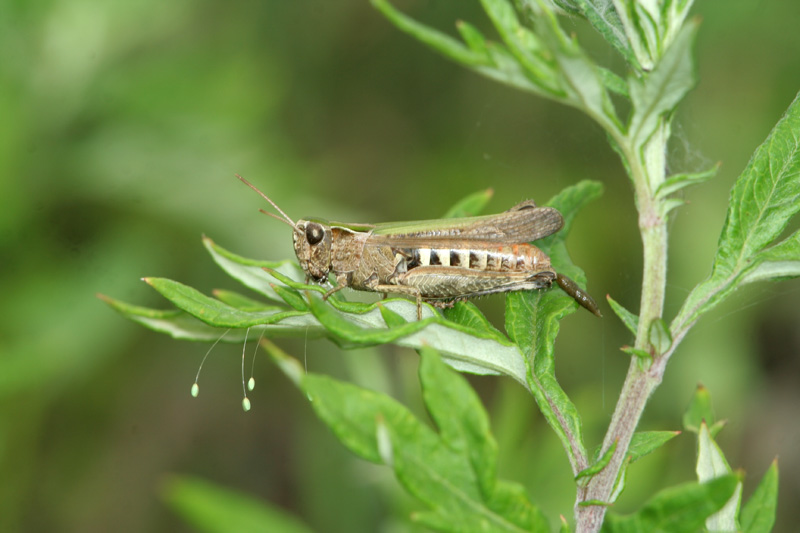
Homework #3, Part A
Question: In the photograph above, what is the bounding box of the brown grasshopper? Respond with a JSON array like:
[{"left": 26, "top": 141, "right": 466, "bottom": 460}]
[{"left": 237, "top": 175, "right": 601, "bottom": 319}]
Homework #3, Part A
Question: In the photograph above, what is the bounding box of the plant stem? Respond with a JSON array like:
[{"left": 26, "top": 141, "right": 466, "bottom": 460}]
[{"left": 574, "top": 125, "right": 670, "bottom": 531}]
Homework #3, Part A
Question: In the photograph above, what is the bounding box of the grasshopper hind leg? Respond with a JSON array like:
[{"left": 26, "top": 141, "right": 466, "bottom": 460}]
[{"left": 555, "top": 274, "right": 602, "bottom": 317}]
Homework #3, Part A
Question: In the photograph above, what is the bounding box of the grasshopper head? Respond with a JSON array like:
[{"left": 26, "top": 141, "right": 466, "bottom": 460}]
[{"left": 294, "top": 219, "right": 333, "bottom": 282}]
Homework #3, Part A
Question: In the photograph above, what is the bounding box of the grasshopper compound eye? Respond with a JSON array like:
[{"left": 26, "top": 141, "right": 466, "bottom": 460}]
[{"left": 305, "top": 223, "right": 325, "bottom": 245}]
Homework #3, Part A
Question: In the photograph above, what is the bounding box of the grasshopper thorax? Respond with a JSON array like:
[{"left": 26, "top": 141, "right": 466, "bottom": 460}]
[{"left": 293, "top": 219, "right": 333, "bottom": 282}]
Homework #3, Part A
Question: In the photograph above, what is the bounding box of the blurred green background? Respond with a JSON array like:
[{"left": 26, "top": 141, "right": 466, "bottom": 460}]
[{"left": 2, "top": 1, "right": 799, "bottom": 531}]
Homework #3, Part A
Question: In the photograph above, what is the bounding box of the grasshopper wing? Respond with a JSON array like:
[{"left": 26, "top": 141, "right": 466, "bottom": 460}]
[{"left": 363, "top": 200, "right": 564, "bottom": 245}]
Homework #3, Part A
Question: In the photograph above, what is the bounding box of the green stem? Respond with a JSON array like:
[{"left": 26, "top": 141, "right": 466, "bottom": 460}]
[{"left": 574, "top": 124, "right": 670, "bottom": 532}]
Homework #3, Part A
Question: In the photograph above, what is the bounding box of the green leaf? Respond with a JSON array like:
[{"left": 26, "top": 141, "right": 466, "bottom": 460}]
[
  {"left": 673, "top": 90, "right": 800, "bottom": 334},
  {"left": 418, "top": 346, "right": 498, "bottom": 497},
  {"left": 740, "top": 229, "right": 800, "bottom": 284},
  {"left": 441, "top": 188, "right": 494, "bottom": 218},
  {"left": 740, "top": 460, "right": 779, "bottom": 533},
  {"left": 456, "top": 20, "right": 491, "bottom": 58},
  {"left": 504, "top": 180, "right": 603, "bottom": 471},
  {"left": 576, "top": 441, "right": 617, "bottom": 483},
  {"left": 627, "top": 20, "right": 698, "bottom": 153},
  {"left": 655, "top": 163, "right": 720, "bottom": 199},
  {"left": 572, "top": 0, "right": 639, "bottom": 69},
  {"left": 620, "top": 345, "right": 652, "bottom": 362},
  {"left": 442, "top": 301, "right": 510, "bottom": 346},
  {"left": 161, "top": 475, "right": 312, "bottom": 533},
  {"left": 275, "top": 346, "right": 548, "bottom": 532},
  {"left": 99, "top": 293, "right": 321, "bottom": 341},
  {"left": 682, "top": 383, "right": 715, "bottom": 434},
  {"left": 270, "top": 284, "right": 310, "bottom": 312},
  {"left": 143, "top": 277, "right": 307, "bottom": 328},
  {"left": 606, "top": 295, "right": 639, "bottom": 336},
  {"left": 530, "top": 2, "right": 622, "bottom": 132},
  {"left": 211, "top": 289, "right": 279, "bottom": 311},
  {"left": 601, "top": 475, "right": 740, "bottom": 533},
  {"left": 304, "top": 292, "right": 529, "bottom": 387},
  {"left": 648, "top": 318, "right": 672, "bottom": 354},
  {"left": 697, "top": 423, "right": 742, "bottom": 532},
  {"left": 204, "top": 236, "right": 303, "bottom": 303},
  {"left": 480, "top": 0, "right": 562, "bottom": 95},
  {"left": 378, "top": 303, "right": 407, "bottom": 328},
  {"left": 627, "top": 430, "right": 680, "bottom": 463},
  {"left": 370, "top": 0, "right": 489, "bottom": 68}
]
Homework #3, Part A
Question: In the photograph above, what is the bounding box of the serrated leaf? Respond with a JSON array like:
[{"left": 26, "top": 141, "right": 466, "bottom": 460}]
[
  {"left": 278, "top": 346, "right": 547, "bottom": 532},
  {"left": 655, "top": 163, "right": 720, "bottom": 199},
  {"left": 682, "top": 383, "right": 715, "bottom": 433},
  {"left": 673, "top": 91, "right": 800, "bottom": 334},
  {"left": 697, "top": 423, "right": 741, "bottom": 532},
  {"left": 441, "top": 187, "right": 494, "bottom": 218},
  {"left": 740, "top": 460, "right": 779, "bottom": 533},
  {"left": 504, "top": 180, "right": 603, "bottom": 471},
  {"left": 627, "top": 20, "right": 697, "bottom": 152},
  {"left": 601, "top": 475, "right": 740, "bottom": 533},
  {"left": 607, "top": 295, "right": 639, "bottom": 336},
  {"left": 161, "top": 475, "right": 312, "bottom": 533}
]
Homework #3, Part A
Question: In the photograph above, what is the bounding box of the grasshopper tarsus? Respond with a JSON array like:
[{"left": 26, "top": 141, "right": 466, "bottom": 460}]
[{"left": 556, "top": 273, "right": 602, "bottom": 318}]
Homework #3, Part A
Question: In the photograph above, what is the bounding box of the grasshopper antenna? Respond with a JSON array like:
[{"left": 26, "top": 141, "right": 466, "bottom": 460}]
[
  {"left": 191, "top": 328, "right": 231, "bottom": 398},
  {"left": 235, "top": 174, "right": 296, "bottom": 228}
]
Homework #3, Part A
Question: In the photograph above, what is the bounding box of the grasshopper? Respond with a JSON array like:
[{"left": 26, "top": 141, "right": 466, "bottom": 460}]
[{"left": 237, "top": 175, "right": 601, "bottom": 319}]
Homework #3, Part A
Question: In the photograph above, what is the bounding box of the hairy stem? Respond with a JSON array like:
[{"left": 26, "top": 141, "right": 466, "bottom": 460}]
[{"left": 574, "top": 126, "right": 670, "bottom": 531}]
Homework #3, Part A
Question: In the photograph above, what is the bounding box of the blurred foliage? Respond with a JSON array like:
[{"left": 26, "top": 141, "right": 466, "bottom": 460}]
[{"left": 1, "top": 0, "right": 799, "bottom": 531}]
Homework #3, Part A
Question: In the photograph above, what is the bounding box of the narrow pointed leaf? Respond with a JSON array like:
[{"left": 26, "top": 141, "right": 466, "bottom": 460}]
[
  {"left": 371, "top": 0, "right": 489, "bottom": 67},
  {"left": 655, "top": 163, "right": 720, "bottom": 199},
  {"left": 143, "top": 277, "right": 306, "bottom": 328},
  {"left": 740, "top": 460, "right": 779, "bottom": 533},
  {"left": 607, "top": 295, "right": 639, "bottom": 335},
  {"left": 648, "top": 318, "right": 672, "bottom": 354},
  {"left": 211, "top": 289, "right": 278, "bottom": 311},
  {"left": 627, "top": 431, "right": 680, "bottom": 463},
  {"left": 682, "top": 383, "right": 715, "bottom": 433},
  {"left": 576, "top": 441, "right": 617, "bottom": 482},
  {"left": 697, "top": 423, "right": 741, "bottom": 532}
]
